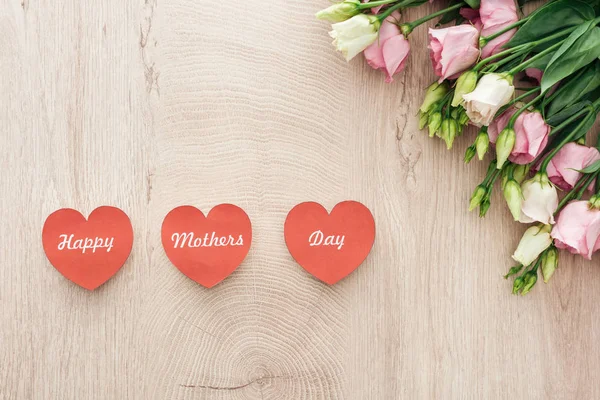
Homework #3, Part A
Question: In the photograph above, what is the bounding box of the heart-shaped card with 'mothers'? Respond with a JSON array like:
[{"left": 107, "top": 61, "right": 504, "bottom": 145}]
[
  {"left": 161, "top": 204, "right": 252, "bottom": 288},
  {"left": 284, "top": 201, "right": 375, "bottom": 284},
  {"left": 42, "top": 206, "right": 134, "bottom": 290}
]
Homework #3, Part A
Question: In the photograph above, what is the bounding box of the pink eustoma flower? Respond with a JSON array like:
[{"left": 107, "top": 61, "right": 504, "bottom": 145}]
[
  {"left": 460, "top": 7, "right": 483, "bottom": 31},
  {"left": 546, "top": 143, "right": 600, "bottom": 191},
  {"left": 428, "top": 25, "right": 480, "bottom": 82},
  {"left": 364, "top": 11, "right": 410, "bottom": 83},
  {"left": 480, "top": 0, "right": 519, "bottom": 59},
  {"left": 510, "top": 111, "right": 549, "bottom": 165},
  {"left": 488, "top": 109, "right": 549, "bottom": 165},
  {"left": 552, "top": 201, "right": 600, "bottom": 260}
]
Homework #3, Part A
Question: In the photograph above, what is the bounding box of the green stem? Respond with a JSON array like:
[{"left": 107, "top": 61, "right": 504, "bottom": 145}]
[
  {"left": 480, "top": 18, "right": 528, "bottom": 45},
  {"left": 531, "top": 258, "right": 541, "bottom": 274},
  {"left": 496, "top": 87, "right": 541, "bottom": 117},
  {"left": 482, "top": 51, "right": 527, "bottom": 73},
  {"left": 575, "top": 173, "right": 597, "bottom": 199},
  {"left": 482, "top": 160, "right": 499, "bottom": 186},
  {"left": 557, "top": 173, "right": 599, "bottom": 211},
  {"left": 543, "top": 67, "right": 588, "bottom": 107},
  {"left": 359, "top": 0, "right": 398, "bottom": 10},
  {"left": 474, "top": 25, "right": 576, "bottom": 73},
  {"left": 549, "top": 107, "right": 591, "bottom": 137},
  {"left": 507, "top": 41, "right": 563, "bottom": 76},
  {"left": 487, "top": 168, "right": 503, "bottom": 189},
  {"left": 539, "top": 109, "right": 595, "bottom": 172},
  {"left": 507, "top": 93, "right": 545, "bottom": 126},
  {"left": 377, "top": 0, "right": 411, "bottom": 21},
  {"left": 400, "top": 2, "right": 466, "bottom": 33},
  {"left": 528, "top": 107, "right": 590, "bottom": 167},
  {"left": 507, "top": 164, "right": 515, "bottom": 181},
  {"left": 434, "top": 90, "right": 454, "bottom": 113},
  {"left": 473, "top": 44, "right": 532, "bottom": 72}
]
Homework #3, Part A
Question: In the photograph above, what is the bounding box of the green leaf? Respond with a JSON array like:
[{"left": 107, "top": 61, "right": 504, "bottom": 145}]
[
  {"left": 572, "top": 112, "right": 597, "bottom": 142},
  {"left": 544, "top": 20, "right": 594, "bottom": 71},
  {"left": 526, "top": 52, "right": 555, "bottom": 70},
  {"left": 508, "top": 0, "right": 595, "bottom": 48},
  {"left": 437, "top": 0, "right": 464, "bottom": 25},
  {"left": 545, "top": 101, "right": 590, "bottom": 126},
  {"left": 547, "top": 62, "right": 600, "bottom": 117},
  {"left": 578, "top": 160, "right": 600, "bottom": 174},
  {"left": 541, "top": 22, "right": 600, "bottom": 93}
]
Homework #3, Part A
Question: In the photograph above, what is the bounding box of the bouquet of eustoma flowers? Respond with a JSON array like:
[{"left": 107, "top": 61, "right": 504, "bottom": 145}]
[{"left": 317, "top": 0, "right": 600, "bottom": 295}]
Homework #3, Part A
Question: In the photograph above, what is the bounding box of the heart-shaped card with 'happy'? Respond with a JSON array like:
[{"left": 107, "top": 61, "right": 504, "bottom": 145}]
[
  {"left": 42, "top": 207, "right": 134, "bottom": 290},
  {"left": 284, "top": 201, "right": 375, "bottom": 284},
  {"left": 161, "top": 204, "right": 252, "bottom": 288}
]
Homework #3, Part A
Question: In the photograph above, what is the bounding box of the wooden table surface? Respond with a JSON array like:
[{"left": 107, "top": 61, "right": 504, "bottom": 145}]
[{"left": 2, "top": 1, "right": 600, "bottom": 399}]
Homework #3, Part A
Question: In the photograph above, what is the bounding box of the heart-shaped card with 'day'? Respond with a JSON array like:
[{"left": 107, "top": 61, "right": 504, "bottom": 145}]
[
  {"left": 42, "top": 207, "right": 134, "bottom": 290},
  {"left": 284, "top": 201, "right": 375, "bottom": 284},
  {"left": 161, "top": 205, "right": 252, "bottom": 288}
]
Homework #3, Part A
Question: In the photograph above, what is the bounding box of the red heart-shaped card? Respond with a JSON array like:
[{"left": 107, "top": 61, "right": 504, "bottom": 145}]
[
  {"left": 284, "top": 201, "right": 375, "bottom": 284},
  {"left": 42, "top": 207, "right": 134, "bottom": 290},
  {"left": 161, "top": 205, "right": 252, "bottom": 288}
]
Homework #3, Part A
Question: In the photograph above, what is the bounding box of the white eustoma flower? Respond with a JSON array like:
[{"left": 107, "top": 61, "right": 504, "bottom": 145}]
[
  {"left": 462, "top": 73, "right": 515, "bottom": 126},
  {"left": 512, "top": 225, "right": 552, "bottom": 267},
  {"left": 329, "top": 14, "right": 380, "bottom": 61},
  {"left": 519, "top": 173, "right": 558, "bottom": 225}
]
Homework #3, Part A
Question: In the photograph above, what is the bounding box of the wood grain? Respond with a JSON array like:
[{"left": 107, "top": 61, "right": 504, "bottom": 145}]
[{"left": 2, "top": 0, "right": 600, "bottom": 398}]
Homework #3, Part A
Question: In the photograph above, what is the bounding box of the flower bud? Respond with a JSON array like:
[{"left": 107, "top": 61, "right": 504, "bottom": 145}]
[
  {"left": 440, "top": 119, "right": 450, "bottom": 141},
  {"left": 418, "top": 111, "right": 429, "bottom": 130},
  {"left": 520, "top": 271, "right": 538, "bottom": 296},
  {"left": 503, "top": 179, "right": 523, "bottom": 221},
  {"left": 429, "top": 112, "right": 442, "bottom": 137},
  {"left": 512, "top": 276, "right": 525, "bottom": 295},
  {"left": 316, "top": 0, "right": 360, "bottom": 22},
  {"left": 512, "top": 225, "right": 552, "bottom": 267},
  {"left": 512, "top": 164, "right": 530, "bottom": 184},
  {"left": 475, "top": 131, "right": 489, "bottom": 160},
  {"left": 443, "top": 119, "right": 458, "bottom": 149},
  {"left": 420, "top": 82, "right": 449, "bottom": 114},
  {"left": 428, "top": 112, "right": 442, "bottom": 137},
  {"left": 496, "top": 127, "right": 516, "bottom": 169},
  {"left": 464, "top": 145, "right": 476, "bottom": 164},
  {"left": 479, "top": 198, "right": 491, "bottom": 217},
  {"left": 541, "top": 247, "right": 558, "bottom": 283},
  {"left": 469, "top": 185, "right": 487, "bottom": 211},
  {"left": 452, "top": 70, "right": 478, "bottom": 107}
]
